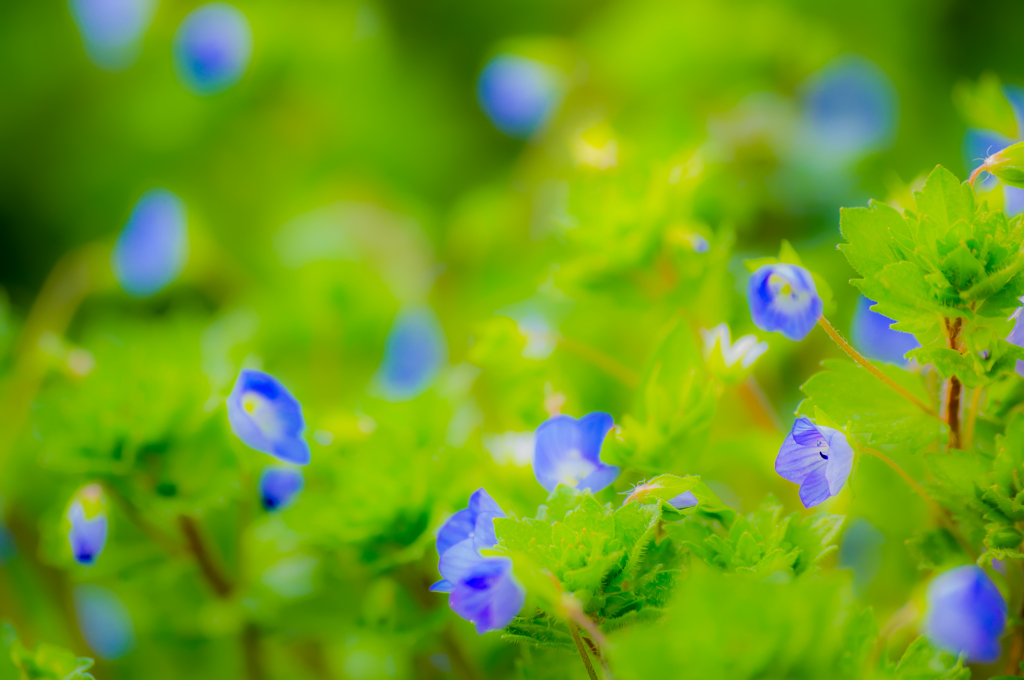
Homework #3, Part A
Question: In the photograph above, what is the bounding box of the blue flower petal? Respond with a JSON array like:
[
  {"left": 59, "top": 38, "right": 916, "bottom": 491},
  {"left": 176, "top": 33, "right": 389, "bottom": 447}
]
[
  {"left": 851, "top": 296, "right": 920, "bottom": 365},
  {"left": 68, "top": 502, "right": 108, "bottom": 566},
  {"left": 775, "top": 417, "right": 827, "bottom": 484},
  {"left": 173, "top": 3, "right": 253, "bottom": 95},
  {"left": 747, "top": 264, "right": 823, "bottom": 341},
  {"left": 926, "top": 565, "right": 1007, "bottom": 663},
  {"left": 73, "top": 585, "right": 136, "bottom": 660},
  {"left": 669, "top": 491, "right": 698, "bottom": 509},
  {"left": 533, "top": 413, "right": 618, "bottom": 493},
  {"left": 376, "top": 307, "right": 448, "bottom": 401},
  {"left": 798, "top": 467, "right": 831, "bottom": 508},
  {"left": 69, "top": 0, "right": 156, "bottom": 71},
  {"left": 436, "top": 488, "right": 505, "bottom": 556},
  {"left": 227, "top": 369, "right": 311, "bottom": 465},
  {"left": 1005, "top": 186, "right": 1024, "bottom": 217},
  {"left": 429, "top": 579, "right": 453, "bottom": 593},
  {"left": 438, "top": 539, "right": 485, "bottom": 586},
  {"left": 111, "top": 189, "right": 188, "bottom": 298},
  {"left": 448, "top": 557, "right": 525, "bottom": 634},
  {"left": 823, "top": 428, "right": 854, "bottom": 496},
  {"left": 259, "top": 467, "right": 304, "bottom": 511},
  {"left": 477, "top": 55, "right": 561, "bottom": 139}
]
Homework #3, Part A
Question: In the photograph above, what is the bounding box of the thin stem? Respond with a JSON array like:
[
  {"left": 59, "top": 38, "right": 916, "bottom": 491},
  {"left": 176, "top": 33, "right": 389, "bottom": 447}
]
[
  {"left": 584, "top": 637, "right": 614, "bottom": 679},
  {"left": 861, "top": 447, "right": 976, "bottom": 560},
  {"left": 969, "top": 164, "right": 987, "bottom": 187},
  {"left": 738, "top": 376, "right": 784, "bottom": 432},
  {"left": 963, "top": 388, "right": 983, "bottom": 451},
  {"left": 242, "top": 622, "right": 267, "bottom": 680},
  {"left": 944, "top": 317, "right": 963, "bottom": 449},
  {"left": 101, "top": 481, "right": 182, "bottom": 557},
  {"left": 818, "top": 317, "right": 941, "bottom": 421},
  {"left": 557, "top": 336, "right": 640, "bottom": 388},
  {"left": 567, "top": 619, "right": 599, "bottom": 680},
  {"left": 178, "top": 515, "right": 234, "bottom": 598}
]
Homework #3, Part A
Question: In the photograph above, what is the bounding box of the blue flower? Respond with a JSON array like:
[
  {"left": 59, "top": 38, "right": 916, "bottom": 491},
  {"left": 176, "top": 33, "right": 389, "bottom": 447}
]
[
  {"left": 851, "top": 295, "right": 920, "bottom": 365},
  {"left": 173, "top": 3, "right": 253, "bottom": 95},
  {"left": 533, "top": 413, "right": 620, "bottom": 494},
  {"left": 69, "top": 0, "right": 156, "bottom": 71},
  {"left": 477, "top": 54, "right": 561, "bottom": 138},
  {"left": 73, "top": 584, "right": 136, "bottom": 660},
  {"left": 1007, "top": 301, "right": 1024, "bottom": 377},
  {"left": 259, "top": 467, "right": 305, "bottom": 511},
  {"left": 747, "top": 263, "right": 823, "bottom": 342},
  {"left": 964, "top": 85, "right": 1024, "bottom": 216},
  {"left": 925, "top": 565, "right": 1007, "bottom": 663},
  {"left": 775, "top": 417, "right": 853, "bottom": 508},
  {"left": 227, "top": 369, "right": 311, "bottom": 465},
  {"left": 111, "top": 189, "right": 188, "bottom": 298},
  {"left": 375, "top": 308, "right": 447, "bottom": 401},
  {"left": 430, "top": 489, "right": 525, "bottom": 634},
  {"left": 669, "top": 491, "right": 698, "bottom": 509},
  {"left": 799, "top": 55, "right": 897, "bottom": 162},
  {"left": 67, "top": 484, "right": 108, "bottom": 566}
]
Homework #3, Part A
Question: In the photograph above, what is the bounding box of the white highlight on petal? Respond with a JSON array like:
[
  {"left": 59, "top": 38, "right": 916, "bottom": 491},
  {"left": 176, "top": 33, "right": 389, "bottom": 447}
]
[{"left": 552, "top": 448, "right": 597, "bottom": 487}]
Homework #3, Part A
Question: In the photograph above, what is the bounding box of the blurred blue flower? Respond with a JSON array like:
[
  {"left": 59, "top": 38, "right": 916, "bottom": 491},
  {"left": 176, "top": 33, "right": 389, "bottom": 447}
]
[
  {"left": 851, "top": 295, "right": 919, "bottom": 365},
  {"left": 747, "top": 264, "right": 822, "bottom": 341},
  {"left": 0, "top": 523, "right": 16, "bottom": 565},
  {"left": 799, "top": 55, "right": 897, "bottom": 162},
  {"left": 477, "top": 54, "right": 561, "bottom": 138},
  {"left": 837, "top": 518, "right": 885, "bottom": 592},
  {"left": 69, "top": 0, "right": 156, "bottom": 71},
  {"left": 259, "top": 467, "right": 304, "bottom": 511},
  {"left": 228, "top": 369, "right": 311, "bottom": 465},
  {"left": 1007, "top": 301, "right": 1024, "bottom": 376},
  {"left": 111, "top": 189, "right": 188, "bottom": 298},
  {"left": 67, "top": 484, "right": 108, "bottom": 566},
  {"left": 775, "top": 417, "right": 853, "bottom": 508},
  {"left": 925, "top": 565, "right": 1007, "bottom": 663},
  {"left": 533, "top": 412, "right": 619, "bottom": 493},
  {"left": 964, "top": 85, "right": 1024, "bottom": 216},
  {"left": 73, "top": 584, "right": 136, "bottom": 659},
  {"left": 173, "top": 3, "right": 253, "bottom": 95},
  {"left": 375, "top": 307, "right": 447, "bottom": 401},
  {"left": 430, "top": 489, "right": 524, "bottom": 634}
]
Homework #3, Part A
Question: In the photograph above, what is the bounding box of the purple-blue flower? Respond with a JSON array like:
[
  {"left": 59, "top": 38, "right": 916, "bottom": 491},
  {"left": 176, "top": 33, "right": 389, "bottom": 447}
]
[
  {"left": 748, "top": 263, "right": 823, "bottom": 342},
  {"left": 1007, "top": 301, "right": 1024, "bottom": 377},
  {"left": 775, "top": 417, "right": 853, "bottom": 508},
  {"left": 67, "top": 484, "right": 108, "bottom": 566},
  {"left": 69, "top": 0, "right": 156, "bottom": 71},
  {"left": 73, "top": 584, "right": 136, "bottom": 660},
  {"left": 533, "top": 413, "right": 620, "bottom": 494},
  {"left": 227, "top": 369, "right": 311, "bottom": 465},
  {"left": 430, "top": 489, "right": 525, "bottom": 634},
  {"left": 259, "top": 467, "right": 304, "bottom": 511},
  {"left": 669, "top": 491, "right": 698, "bottom": 509},
  {"left": 925, "top": 565, "right": 1007, "bottom": 663},
  {"left": 173, "top": 3, "right": 253, "bottom": 95},
  {"left": 111, "top": 189, "right": 188, "bottom": 298},
  {"left": 477, "top": 54, "right": 561, "bottom": 139},
  {"left": 964, "top": 85, "right": 1024, "bottom": 216},
  {"left": 851, "top": 295, "right": 919, "bottom": 365},
  {"left": 375, "top": 307, "right": 447, "bottom": 401}
]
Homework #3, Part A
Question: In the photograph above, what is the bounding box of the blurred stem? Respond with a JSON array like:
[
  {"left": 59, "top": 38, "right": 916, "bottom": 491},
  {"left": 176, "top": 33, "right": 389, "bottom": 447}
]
[
  {"left": 557, "top": 336, "right": 639, "bottom": 388},
  {"left": 860, "top": 447, "right": 976, "bottom": 561},
  {"left": 242, "top": 622, "right": 266, "bottom": 680},
  {"left": 963, "top": 388, "right": 983, "bottom": 450},
  {"left": 0, "top": 245, "right": 107, "bottom": 481},
  {"left": 737, "top": 376, "right": 784, "bottom": 432},
  {"left": 944, "top": 317, "right": 963, "bottom": 449},
  {"left": 178, "top": 515, "right": 234, "bottom": 598},
  {"left": 583, "top": 637, "right": 614, "bottom": 679},
  {"left": 567, "top": 619, "right": 599, "bottom": 680},
  {"left": 817, "top": 317, "right": 941, "bottom": 421},
  {"left": 101, "top": 481, "right": 182, "bottom": 557}
]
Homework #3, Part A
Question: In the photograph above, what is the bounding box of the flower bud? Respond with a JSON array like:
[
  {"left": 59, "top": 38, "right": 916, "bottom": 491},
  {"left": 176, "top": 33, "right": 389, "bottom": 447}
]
[
  {"left": 67, "top": 484, "right": 108, "bottom": 566},
  {"left": 973, "top": 140, "right": 1024, "bottom": 189}
]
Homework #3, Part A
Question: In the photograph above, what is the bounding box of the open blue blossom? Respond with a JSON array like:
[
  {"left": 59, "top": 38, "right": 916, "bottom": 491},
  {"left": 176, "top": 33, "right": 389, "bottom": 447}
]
[
  {"left": 73, "top": 584, "right": 136, "bottom": 660},
  {"left": 477, "top": 54, "right": 561, "bottom": 138},
  {"left": 375, "top": 307, "right": 447, "bottom": 401},
  {"left": 748, "top": 264, "right": 823, "bottom": 342},
  {"left": 67, "top": 484, "right": 108, "bottom": 566},
  {"left": 430, "top": 489, "right": 525, "bottom": 634},
  {"left": 111, "top": 189, "right": 188, "bottom": 298},
  {"left": 851, "top": 295, "right": 919, "bottom": 365},
  {"left": 925, "top": 565, "right": 1007, "bottom": 663},
  {"left": 259, "top": 467, "right": 304, "bottom": 511},
  {"left": 173, "top": 3, "right": 253, "bottom": 95},
  {"left": 227, "top": 369, "right": 311, "bottom": 465},
  {"left": 799, "top": 55, "right": 897, "bottom": 162},
  {"left": 69, "top": 0, "right": 156, "bottom": 71},
  {"left": 775, "top": 417, "right": 853, "bottom": 508},
  {"left": 964, "top": 85, "right": 1024, "bottom": 216},
  {"left": 533, "top": 412, "right": 620, "bottom": 493}
]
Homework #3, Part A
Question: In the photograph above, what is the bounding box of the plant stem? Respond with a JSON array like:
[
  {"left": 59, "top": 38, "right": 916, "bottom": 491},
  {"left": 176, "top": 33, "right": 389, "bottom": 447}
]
[
  {"left": 178, "top": 515, "right": 234, "bottom": 598},
  {"left": 242, "top": 622, "right": 267, "bottom": 680},
  {"left": 567, "top": 619, "right": 599, "bottom": 680},
  {"left": 818, "top": 317, "right": 941, "bottom": 421},
  {"left": 584, "top": 637, "right": 614, "bottom": 679},
  {"left": 944, "top": 317, "right": 963, "bottom": 449},
  {"left": 738, "top": 375, "right": 784, "bottom": 432},
  {"left": 963, "top": 388, "right": 983, "bottom": 451},
  {"left": 861, "top": 447, "right": 976, "bottom": 560},
  {"left": 557, "top": 336, "right": 640, "bottom": 388}
]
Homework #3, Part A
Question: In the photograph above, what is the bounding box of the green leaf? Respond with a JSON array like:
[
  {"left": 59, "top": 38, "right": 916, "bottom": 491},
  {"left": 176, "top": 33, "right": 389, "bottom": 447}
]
[
  {"left": 953, "top": 72, "right": 1019, "bottom": 138},
  {"left": 913, "top": 166, "right": 974, "bottom": 235}
]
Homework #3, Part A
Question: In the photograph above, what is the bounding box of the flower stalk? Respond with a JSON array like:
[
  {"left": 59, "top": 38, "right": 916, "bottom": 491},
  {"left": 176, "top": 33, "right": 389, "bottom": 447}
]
[{"left": 567, "top": 618, "right": 600, "bottom": 680}]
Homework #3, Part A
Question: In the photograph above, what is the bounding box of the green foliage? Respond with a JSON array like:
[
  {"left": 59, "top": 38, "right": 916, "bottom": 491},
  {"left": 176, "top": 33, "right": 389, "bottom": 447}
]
[{"left": 1, "top": 623, "right": 95, "bottom": 680}]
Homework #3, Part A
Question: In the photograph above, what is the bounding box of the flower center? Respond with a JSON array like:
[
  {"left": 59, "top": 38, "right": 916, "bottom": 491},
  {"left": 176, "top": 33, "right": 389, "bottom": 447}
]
[{"left": 554, "top": 448, "right": 597, "bottom": 487}]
